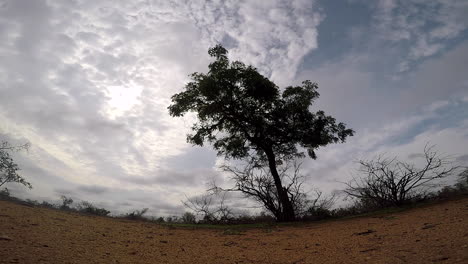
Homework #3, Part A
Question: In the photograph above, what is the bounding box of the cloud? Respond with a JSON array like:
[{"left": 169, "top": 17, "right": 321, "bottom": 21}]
[
  {"left": 371, "top": 0, "right": 468, "bottom": 73},
  {"left": 456, "top": 154, "right": 468, "bottom": 164},
  {"left": 76, "top": 185, "right": 109, "bottom": 195},
  {"left": 183, "top": 0, "right": 324, "bottom": 85}
]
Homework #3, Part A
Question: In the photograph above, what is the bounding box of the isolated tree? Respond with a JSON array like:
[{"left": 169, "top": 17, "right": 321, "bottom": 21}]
[
  {"left": 344, "top": 145, "right": 460, "bottom": 208},
  {"left": 169, "top": 45, "right": 354, "bottom": 221},
  {"left": 0, "top": 141, "right": 31, "bottom": 189}
]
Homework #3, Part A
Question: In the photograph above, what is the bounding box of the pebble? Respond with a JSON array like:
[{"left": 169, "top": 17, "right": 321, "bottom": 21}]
[{"left": 0, "top": 235, "right": 12, "bottom": 241}]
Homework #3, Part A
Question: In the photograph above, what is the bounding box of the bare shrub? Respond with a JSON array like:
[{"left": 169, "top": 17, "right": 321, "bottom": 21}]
[
  {"left": 214, "top": 158, "right": 334, "bottom": 221},
  {"left": 76, "top": 201, "right": 110, "bottom": 216},
  {"left": 59, "top": 195, "right": 74, "bottom": 210},
  {"left": 0, "top": 188, "right": 10, "bottom": 198},
  {"left": 232, "top": 212, "right": 276, "bottom": 224},
  {"left": 301, "top": 190, "right": 336, "bottom": 221},
  {"left": 183, "top": 192, "right": 233, "bottom": 223},
  {"left": 40, "top": 201, "right": 57, "bottom": 209},
  {"left": 181, "top": 212, "right": 196, "bottom": 224},
  {"left": 344, "top": 145, "right": 460, "bottom": 208},
  {"left": 124, "top": 208, "right": 149, "bottom": 220},
  {"left": 436, "top": 168, "right": 468, "bottom": 198}
]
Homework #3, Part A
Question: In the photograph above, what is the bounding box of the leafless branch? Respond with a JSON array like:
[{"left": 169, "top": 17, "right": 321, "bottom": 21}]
[{"left": 344, "top": 145, "right": 460, "bottom": 207}]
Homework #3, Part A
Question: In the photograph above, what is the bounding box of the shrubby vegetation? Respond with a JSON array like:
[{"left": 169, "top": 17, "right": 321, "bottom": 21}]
[
  {"left": 76, "top": 201, "right": 111, "bottom": 216},
  {"left": 343, "top": 146, "right": 463, "bottom": 211},
  {"left": 122, "top": 208, "right": 149, "bottom": 220},
  {"left": 180, "top": 146, "right": 466, "bottom": 224},
  {"left": 0, "top": 141, "right": 31, "bottom": 190}
]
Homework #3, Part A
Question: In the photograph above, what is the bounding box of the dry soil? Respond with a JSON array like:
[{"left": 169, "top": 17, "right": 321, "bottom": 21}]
[{"left": 1, "top": 198, "right": 467, "bottom": 263}]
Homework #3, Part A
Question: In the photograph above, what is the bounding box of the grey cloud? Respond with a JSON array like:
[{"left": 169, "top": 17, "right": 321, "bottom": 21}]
[
  {"left": 163, "top": 146, "right": 217, "bottom": 171},
  {"left": 54, "top": 188, "right": 77, "bottom": 197},
  {"left": 121, "top": 168, "right": 221, "bottom": 187},
  {"left": 400, "top": 40, "right": 468, "bottom": 110},
  {"left": 371, "top": 0, "right": 468, "bottom": 73},
  {"left": 76, "top": 185, "right": 109, "bottom": 195},
  {"left": 456, "top": 154, "right": 468, "bottom": 163}
]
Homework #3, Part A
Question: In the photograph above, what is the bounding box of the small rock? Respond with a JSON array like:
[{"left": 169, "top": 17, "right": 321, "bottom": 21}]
[
  {"left": 432, "top": 256, "right": 449, "bottom": 262},
  {"left": 353, "top": 229, "right": 376, "bottom": 236},
  {"left": 0, "top": 235, "right": 12, "bottom": 241}
]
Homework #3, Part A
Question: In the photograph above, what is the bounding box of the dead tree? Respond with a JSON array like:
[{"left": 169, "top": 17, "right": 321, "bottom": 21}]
[
  {"left": 182, "top": 192, "right": 233, "bottom": 223},
  {"left": 213, "top": 158, "right": 328, "bottom": 220},
  {"left": 344, "top": 145, "right": 460, "bottom": 207}
]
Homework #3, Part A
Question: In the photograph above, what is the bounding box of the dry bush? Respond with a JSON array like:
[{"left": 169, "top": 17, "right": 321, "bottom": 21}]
[
  {"left": 344, "top": 145, "right": 460, "bottom": 208},
  {"left": 124, "top": 208, "right": 149, "bottom": 220}
]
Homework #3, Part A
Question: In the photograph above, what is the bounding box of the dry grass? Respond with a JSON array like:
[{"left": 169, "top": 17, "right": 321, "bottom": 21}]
[{"left": 1, "top": 197, "right": 467, "bottom": 263}]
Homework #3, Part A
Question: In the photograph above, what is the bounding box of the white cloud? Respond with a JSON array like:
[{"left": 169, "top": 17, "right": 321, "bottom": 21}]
[
  {"left": 372, "top": 0, "right": 468, "bottom": 74},
  {"left": 0, "top": 0, "right": 324, "bottom": 212}
]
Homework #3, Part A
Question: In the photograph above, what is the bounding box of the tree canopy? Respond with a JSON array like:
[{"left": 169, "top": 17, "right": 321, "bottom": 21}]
[
  {"left": 168, "top": 45, "right": 354, "bottom": 221},
  {"left": 0, "top": 141, "right": 31, "bottom": 190}
]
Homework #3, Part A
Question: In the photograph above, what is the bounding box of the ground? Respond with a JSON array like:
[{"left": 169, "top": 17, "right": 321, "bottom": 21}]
[{"left": 0, "top": 198, "right": 467, "bottom": 264}]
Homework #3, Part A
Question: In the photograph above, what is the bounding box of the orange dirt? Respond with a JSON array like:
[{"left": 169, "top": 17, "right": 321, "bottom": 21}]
[{"left": 1, "top": 198, "right": 467, "bottom": 264}]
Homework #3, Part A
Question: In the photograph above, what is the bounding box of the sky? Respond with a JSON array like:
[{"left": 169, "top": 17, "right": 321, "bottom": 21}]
[{"left": 1, "top": 0, "right": 467, "bottom": 217}]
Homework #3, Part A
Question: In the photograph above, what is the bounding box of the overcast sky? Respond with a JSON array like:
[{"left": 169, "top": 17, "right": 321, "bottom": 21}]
[{"left": 1, "top": 0, "right": 467, "bottom": 216}]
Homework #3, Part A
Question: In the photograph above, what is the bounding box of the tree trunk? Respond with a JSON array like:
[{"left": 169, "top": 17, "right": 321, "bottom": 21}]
[{"left": 264, "top": 148, "right": 296, "bottom": 222}]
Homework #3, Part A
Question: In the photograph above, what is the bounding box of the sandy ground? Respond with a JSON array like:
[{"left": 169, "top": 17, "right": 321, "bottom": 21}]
[{"left": 0, "top": 198, "right": 467, "bottom": 264}]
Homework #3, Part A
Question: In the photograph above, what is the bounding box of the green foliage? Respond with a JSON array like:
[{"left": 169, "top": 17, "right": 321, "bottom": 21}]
[
  {"left": 168, "top": 45, "right": 354, "bottom": 162},
  {"left": 0, "top": 141, "right": 32, "bottom": 189}
]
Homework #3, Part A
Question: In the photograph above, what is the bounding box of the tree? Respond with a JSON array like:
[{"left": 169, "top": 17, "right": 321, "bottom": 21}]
[
  {"left": 181, "top": 211, "right": 197, "bottom": 224},
  {"left": 183, "top": 192, "right": 233, "bottom": 223},
  {"left": 169, "top": 45, "right": 354, "bottom": 221},
  {"left": 0, "top": 141, "right": 31, "bottom": 189},
  {"left": 213, "top": 158, "right": 336, "bottom": 220},
  {"left": 60, "top": 195, "right": 74, "bottom": 210},
  {"left": 215, "top": 158, "right": 308, "bottom": 220},
  {"left": 344, "top": 145, "right": 460, "bottom": 208}
]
